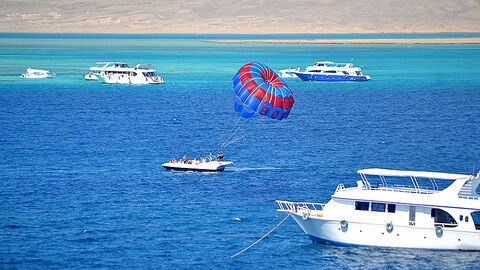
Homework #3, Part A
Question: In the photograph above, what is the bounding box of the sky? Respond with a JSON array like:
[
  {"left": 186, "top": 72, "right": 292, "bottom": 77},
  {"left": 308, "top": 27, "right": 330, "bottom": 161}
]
[{"left": 0, "top": 0, "right": 479, "bottom": 34}]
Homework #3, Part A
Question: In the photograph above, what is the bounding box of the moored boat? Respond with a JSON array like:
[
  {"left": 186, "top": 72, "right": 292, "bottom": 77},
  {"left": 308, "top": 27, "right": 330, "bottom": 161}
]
[
  {"left": 83, "top": 72, "right": 99, "bottom": 81},
  {"left": 20, "top": 67, "right": 53, "bottom": 79},
  {"left": 277, "top": 168, "right": 480, "bottom": 250},
  {"left": 278, "top": 67, "right": 300, "bottom": 78},
  {"left": 89, "top": 62, "right": 165, "bottom": 85},
  {"left": 294, "top": 61, "right": 370, "bottom": 81}
]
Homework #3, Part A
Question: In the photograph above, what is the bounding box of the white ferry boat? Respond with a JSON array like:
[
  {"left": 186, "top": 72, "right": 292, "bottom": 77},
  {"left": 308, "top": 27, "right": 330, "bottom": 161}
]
[
  {"left": 20, "top": 67, "right": 53, "bottom": 79},
  {"left": 278, "top": 67, "right": 300, "bottom": 78},
  {"left": 294, "top": 61, "right": 370, "bottom": 81},
  {"left": 277, "top": 168, "right": 480, "bottom": 250},
  {"left": 89, "top": 62, "right": 165, "bottom": 85},
  {"left": 162, "top": 160, "right": 233, "bottom": 172}
]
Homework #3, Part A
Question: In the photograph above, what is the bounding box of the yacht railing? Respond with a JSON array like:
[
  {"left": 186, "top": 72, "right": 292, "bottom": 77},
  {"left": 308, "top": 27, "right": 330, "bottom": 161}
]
[
  {"left": 335, "top": 184, "right": 357, "bottom": 192},
  {"left": 276, "top": 200, "right": 325, "bottom": 213},
  {"left": 374, "top": 186, "right": 438, "bottom": 194},
  {"left": 334, "top": 183, "right": 439, "bottom": 194},
  {"left": 458, "top": 195, "right": 480, "bottom": 200}
]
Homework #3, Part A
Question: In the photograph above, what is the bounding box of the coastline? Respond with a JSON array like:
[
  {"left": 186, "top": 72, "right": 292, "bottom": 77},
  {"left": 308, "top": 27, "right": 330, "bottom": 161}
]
[{"left": 205, "top": 38, "right": 480, "bottom": 44}]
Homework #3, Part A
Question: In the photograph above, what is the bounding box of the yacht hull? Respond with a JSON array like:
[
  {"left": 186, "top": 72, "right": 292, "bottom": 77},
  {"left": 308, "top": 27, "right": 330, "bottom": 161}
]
[
  {"left": 291, "top": 213, "right": 480, "bottom": 250},
  {"left": 295, "top": 72, "right": 370, "bottom": 81}
]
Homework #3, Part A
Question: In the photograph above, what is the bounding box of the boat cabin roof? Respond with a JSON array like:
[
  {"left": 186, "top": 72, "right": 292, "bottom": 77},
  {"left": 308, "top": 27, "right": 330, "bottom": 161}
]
[
  {"left": 357, "top": 168, "right": 471, "bottom": 180},
  {"left": 90, "top": 62, "right": 157, "bottom": 71},
  {"left": 95, "top": 62, "right": 155, "bottom": 67},
  {"left": 314, "top": 61, "right": 354, "bottom": 68}
]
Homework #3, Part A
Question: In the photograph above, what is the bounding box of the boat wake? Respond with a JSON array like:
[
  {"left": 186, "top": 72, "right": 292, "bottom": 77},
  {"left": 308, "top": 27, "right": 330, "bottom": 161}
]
[{"left": 230, "top": 167, "right": 283, "bottom": 172}]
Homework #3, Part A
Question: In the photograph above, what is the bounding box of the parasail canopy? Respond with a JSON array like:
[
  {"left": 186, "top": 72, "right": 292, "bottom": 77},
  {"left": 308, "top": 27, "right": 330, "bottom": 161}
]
[{"left": 232, "top": 62, "right": 294, "bottom": 120}]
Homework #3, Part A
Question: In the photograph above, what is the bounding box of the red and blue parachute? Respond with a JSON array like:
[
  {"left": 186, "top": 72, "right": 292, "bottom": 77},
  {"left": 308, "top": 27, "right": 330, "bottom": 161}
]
[{"left": 232, "top": 62, "right": 294, "bottom": 120}]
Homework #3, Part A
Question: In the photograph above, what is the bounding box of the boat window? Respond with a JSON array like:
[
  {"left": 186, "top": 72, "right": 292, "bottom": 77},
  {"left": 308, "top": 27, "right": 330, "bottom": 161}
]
[
  {"left": 143, "top": 72, "right": 155, "bottom": 77},
  {"left": 431, "top": 208, "right": 458, "bottom": 227},
  {"left": 471, "top": 211, "right": 480, "bottom": 230},
  {"left": 355, "top": 201, "right": 369, "bottom": 211},
  {"left": 371, "top": 203, "right": 386, "bottom": 212},
  {"left": 324, "top": 70, "right": 337, "bottom": 73},
  {"left": 387, "top": 204, "right": 396, "bottom": 213},
  {"left": 466, "top": 216, "right": 469, "bottom": 222},
  {"left": 460, "top": 215, "right": 463, "bottom": 221}
]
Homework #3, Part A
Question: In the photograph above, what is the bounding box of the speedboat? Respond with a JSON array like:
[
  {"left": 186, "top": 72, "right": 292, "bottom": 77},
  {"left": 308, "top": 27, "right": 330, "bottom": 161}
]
[
  {"left": 162, "top": 159, "right": 233, "bottom": 172},
  {"left": 278, "top": 67, "right": 300, "bottom": 78},
  {"left": 294, "top": 61, "right": 370, "bottom": 81},
  {"left": 277, "top": 168, "right": 480, "bottom": 250},
  {"left": 20, "top": 67, "right": 53, "bottom": 79},
  {"left": 83, "top": 72, "right": 99, "bottom": 81},
  {"left": 89, "top": 62, "right": 165, "bottom": 85}
]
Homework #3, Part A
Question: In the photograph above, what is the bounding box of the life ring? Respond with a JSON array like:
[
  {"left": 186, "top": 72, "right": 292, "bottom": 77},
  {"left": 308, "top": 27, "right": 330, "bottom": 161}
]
[
  {"left": 435, "top": 226, "right": 443, "bottom": 238},
  {"left": 302, "top": 211, "right": 309, "bottom": 220},
  {"left": 340, "top": 220, "right": 348, "bottom": 228},
  {"left": 386, "top": 222, "right": 394, "bottom": 233}
]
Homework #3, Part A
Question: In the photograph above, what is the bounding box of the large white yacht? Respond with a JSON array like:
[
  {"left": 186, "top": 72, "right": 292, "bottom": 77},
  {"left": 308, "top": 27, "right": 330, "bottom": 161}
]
[
  {"left": 277, "top": 168, "right": 480, "bottom": 250},
  {"left": 20, "top": 67, "right": 53, "bottom": 79},
  {"left": 89, "top": 62, "right": 165, "bottom": 85},
  {"left": 294, "top": 61, "right": 370, "bottom": 81}
]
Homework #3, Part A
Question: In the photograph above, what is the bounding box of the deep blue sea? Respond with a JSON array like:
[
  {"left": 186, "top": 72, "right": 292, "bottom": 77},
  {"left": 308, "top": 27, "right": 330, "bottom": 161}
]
[{"left": 1, "top": 33, "right": 480, "bottom": 269}]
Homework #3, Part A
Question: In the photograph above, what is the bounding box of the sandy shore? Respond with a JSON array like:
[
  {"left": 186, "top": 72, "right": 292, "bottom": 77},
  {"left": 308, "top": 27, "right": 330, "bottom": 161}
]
[{"left": 206, "top": 38, "right": 480, "bottom": 44}]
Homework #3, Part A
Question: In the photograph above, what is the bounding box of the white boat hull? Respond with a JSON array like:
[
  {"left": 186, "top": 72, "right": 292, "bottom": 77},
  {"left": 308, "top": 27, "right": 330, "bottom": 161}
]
[
  {"left": 98, "top": 74, "right": 164, "bottom": 85},
  {"left": 162, "top": 161, "right": 233, "bottom": 172},
  {"left": 290, "top": 212, "right": 480, "bottom": 250}
]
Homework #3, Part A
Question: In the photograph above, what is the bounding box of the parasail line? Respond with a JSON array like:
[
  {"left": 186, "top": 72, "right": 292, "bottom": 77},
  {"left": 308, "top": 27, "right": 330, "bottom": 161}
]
[
  {"left": 221, "top": 117, "right": 248, "bottom": 148},
  {"left": 220, "top": 115, "right": 243, "bottom": 147}
]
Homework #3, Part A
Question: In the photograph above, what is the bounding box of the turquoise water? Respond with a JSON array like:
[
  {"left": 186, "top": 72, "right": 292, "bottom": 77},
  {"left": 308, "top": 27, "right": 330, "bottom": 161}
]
[{"left": 1, "top": 34, "right": 480, "bottom": 269}]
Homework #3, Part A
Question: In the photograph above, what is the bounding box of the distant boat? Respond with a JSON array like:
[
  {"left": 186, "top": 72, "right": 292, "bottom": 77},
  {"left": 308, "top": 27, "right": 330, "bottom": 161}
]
[
  {"left": 20, "top": 67, "right": 53, "bottom": 79},
  {"left": 294, "top": 61, "right": 370, "bottom": 81},
  {"left": 278, "top": 67, "right": 300, "bottom": 78},
  {"left": 277, "top": 168, "right": 480, "bottom": 250},
  {"left": 89, "top": 62, "right": 165, "bottom": 85},
  {"left": 162, "top": 160, "right": 233, "bottom": 172},
  {"left": 83, "top": 72, "right": 99, "bottom": 81}
]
